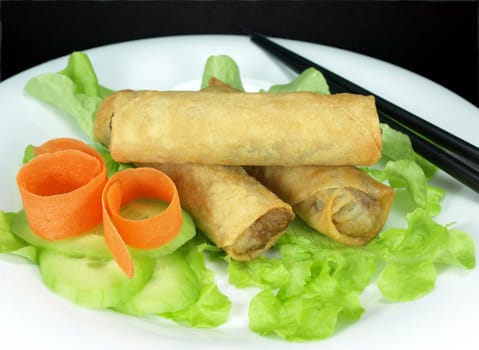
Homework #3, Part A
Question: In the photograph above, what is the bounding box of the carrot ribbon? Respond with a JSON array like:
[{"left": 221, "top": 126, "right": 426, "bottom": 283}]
[
  {"left": 17, "top": 138, "right": 108, "bottom": 239},
  {"left": 102, "top": 168, "right": 182, "bottom": 278},
  {"left": 16, "top": 138, "right": 182, "bottom": 278}
]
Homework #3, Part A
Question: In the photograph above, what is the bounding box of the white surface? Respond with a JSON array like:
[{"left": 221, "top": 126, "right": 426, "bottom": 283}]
[{"left": 0, "top": 34, "right": 478, "bottom": 350}]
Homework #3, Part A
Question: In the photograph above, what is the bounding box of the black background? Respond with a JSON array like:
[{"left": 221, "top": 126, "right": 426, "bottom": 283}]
[{"left": 1, "top": 0, "right": 478, "bottom": 106}]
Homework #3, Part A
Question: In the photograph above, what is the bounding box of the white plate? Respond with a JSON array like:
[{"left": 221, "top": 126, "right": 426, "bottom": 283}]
[{"left": 0, "top": 35, "right": 478, "bottom": 350}]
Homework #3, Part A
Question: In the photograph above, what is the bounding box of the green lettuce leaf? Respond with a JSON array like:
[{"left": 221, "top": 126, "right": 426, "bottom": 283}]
[
  {"left": 377, "top": 261, "right": 436, "bottom": 301},
  {"left": 228, "top": 256, "right": 289, "bottom": 290},
  {"left": 230, "top": 218, "right": 376, "bottom": 341},
  {"left": 367, "top": 123, "right": 444, "bottom": 215},
  {"left": 266, "top": 67, "right": 330, "bottom": 94},
  {"left": 161, "top": 239, "right": 231, "bottom": 328},
  {"left": 200, "top": 55, "right": 245, "bottom": 91},
  {"left": 366, "top": 159, "right": 444, "bottom": 216},
  {"left": 436, "top": 228, "right": 476, "bottom": 269},
  {"left": 249, "top": 291, "right": 343, "bottom": 341},
  {"left": 368, "top": 208, "right": 475, "bottom": 301},
  {"left": 24, "top": 52, "right": 112, "bottom": 140},
  {"left": 200, "top": 55, "right": 330, "bottom": 95},
  {"left": 380, "top": 123, "right": 438, "bottom": 179}
]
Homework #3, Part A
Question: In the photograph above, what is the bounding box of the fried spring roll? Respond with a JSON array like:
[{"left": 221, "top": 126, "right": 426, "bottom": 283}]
[
  {"left": 93, "top": 86, "right": 295, "bottom": 261},
  {"left": 96, "top": 89, "right": 381, "bottom": 166},
  {"left": 246, "top": 165, "right": 394, "bottom": 246},
  {"left": 206, "top": 77, "right": 394, "bottom": 246},
  {"left": 142, "top": 163, "right": 294, "bottom": 260}
]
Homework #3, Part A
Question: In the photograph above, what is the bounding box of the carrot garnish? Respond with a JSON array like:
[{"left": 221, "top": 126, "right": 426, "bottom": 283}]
[
  {"left": 102, "top": 167, "right": 182, "bottom": 278},
  {"left": 17, "top": 138, "right": 183, "bottom": 279},
  {"left": 16, "top": 138, "right": 107, "bottom": 240}
]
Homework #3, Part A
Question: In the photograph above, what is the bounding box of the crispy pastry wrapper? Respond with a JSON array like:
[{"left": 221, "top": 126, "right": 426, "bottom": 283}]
[
  {"left": 141, "top": 163, "right": 294, "bottom": 260},
  {"left": 246, "top": 165, "right": 395, "bottom": 246},
  {"left": 95, "top": 89, "right": 381, "bottom": 166}
]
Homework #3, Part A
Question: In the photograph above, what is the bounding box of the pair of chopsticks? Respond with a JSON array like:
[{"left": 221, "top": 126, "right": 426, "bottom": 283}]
[{"left": 248, "top": 31, "right": 479, "bottom": 194}]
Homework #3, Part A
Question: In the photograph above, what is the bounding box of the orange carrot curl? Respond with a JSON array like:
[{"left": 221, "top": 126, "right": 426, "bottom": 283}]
[
  {"left": 16, "top": 138, "right": 108, "bottom": 239},
  {"left": 102, "top": 167, "right": 182, "bottom": 278},
  {"left": 16, "top": 138, "right": 182, "bottom": 278}
]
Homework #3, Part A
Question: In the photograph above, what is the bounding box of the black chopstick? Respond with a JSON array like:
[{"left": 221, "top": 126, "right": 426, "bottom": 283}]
[{"left": 248, "top": 31, "right": 479, "bottom": 194}]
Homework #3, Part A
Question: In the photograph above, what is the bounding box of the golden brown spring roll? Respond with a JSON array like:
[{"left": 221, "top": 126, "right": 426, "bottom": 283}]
[
  {"left": 93, "top": 85, "right": 295, "bottom": 261},
  {"left": 206, "top": 77, "right": 394, "bottom": 246},
  {"left": 246, "top": 165, "right": 394, "bottom": 246},
  {"left": 142, "top": 163, "right": 294, "bottom": 260},
  {"left": 96, "top": 89, "right": 381, "bottom": 166}
]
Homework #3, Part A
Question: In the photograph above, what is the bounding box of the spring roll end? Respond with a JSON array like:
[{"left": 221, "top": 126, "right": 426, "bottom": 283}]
[
  {"left": 293, "top": 184, "right": 394, "bottom": 246},
  {"left": 223, "top": 206, "right": 295, "bottom": 261}
]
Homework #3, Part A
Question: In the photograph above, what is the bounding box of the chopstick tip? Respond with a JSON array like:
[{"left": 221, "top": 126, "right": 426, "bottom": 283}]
[{"left": 242, "top": 28, "right": 267, "bottom": 40}]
